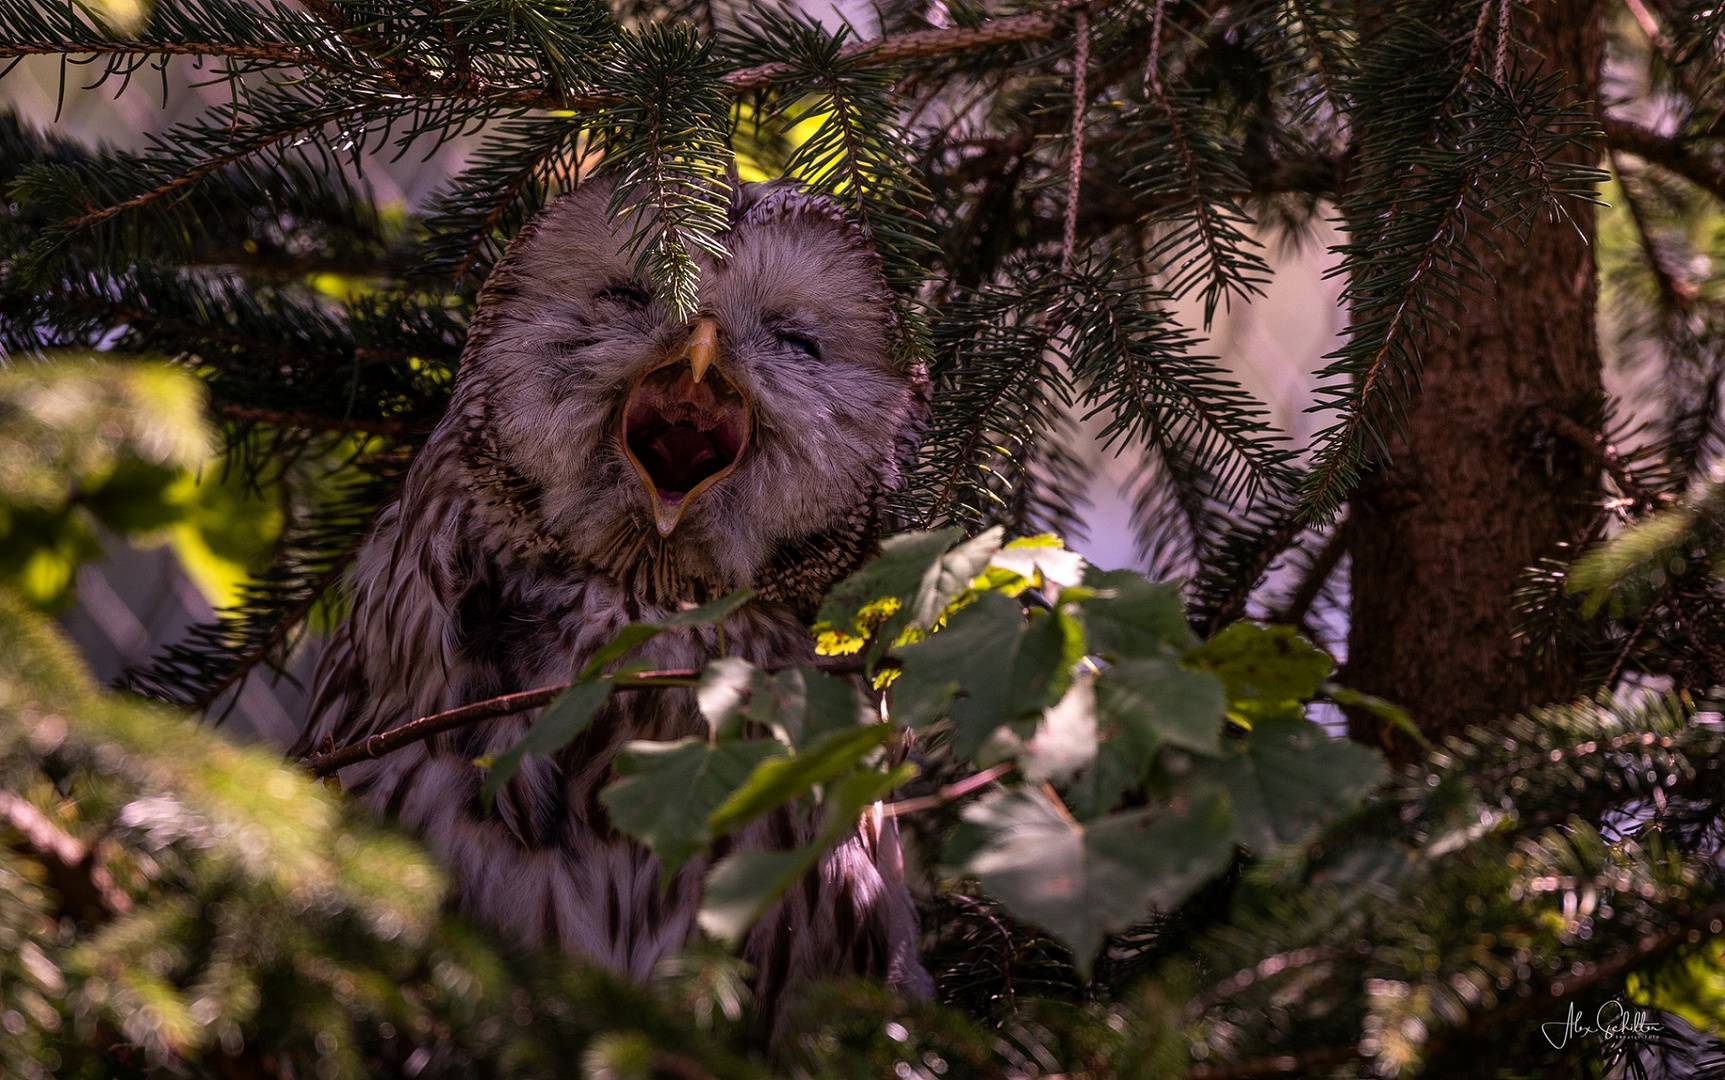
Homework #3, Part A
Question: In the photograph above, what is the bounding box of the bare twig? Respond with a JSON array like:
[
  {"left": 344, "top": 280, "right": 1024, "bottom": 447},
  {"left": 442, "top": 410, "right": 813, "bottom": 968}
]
[
  {"left": 879, "top": 761, "right": 1014, "bottom": 818},
  {"left": 1537, "top": 406, "right": 1666, "bottom": 510},
  {"left": 303, "top": 657, "right": 869, "bottom": 776}
]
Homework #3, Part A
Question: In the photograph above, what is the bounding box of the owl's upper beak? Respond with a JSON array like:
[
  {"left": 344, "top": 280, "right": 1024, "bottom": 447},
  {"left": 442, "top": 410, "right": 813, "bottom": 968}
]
[{"left": 620, "top": 318, "right": 751, "bottom": 536}]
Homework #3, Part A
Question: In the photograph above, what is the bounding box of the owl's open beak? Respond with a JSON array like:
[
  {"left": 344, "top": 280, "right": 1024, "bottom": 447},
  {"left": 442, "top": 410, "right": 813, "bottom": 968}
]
[{"left": 620, "top": 318, "right": 751, "bottom": 536}]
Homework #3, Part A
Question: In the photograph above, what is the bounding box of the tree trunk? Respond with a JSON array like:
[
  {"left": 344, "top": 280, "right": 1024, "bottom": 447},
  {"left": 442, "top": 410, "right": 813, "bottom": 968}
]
[{"left": 1344, "top": 1, "right": 1606, "bottom": 759}]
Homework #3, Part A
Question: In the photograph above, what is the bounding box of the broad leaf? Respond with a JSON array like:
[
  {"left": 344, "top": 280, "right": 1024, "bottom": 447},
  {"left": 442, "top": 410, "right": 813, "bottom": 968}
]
[
  {"left": 580, "top": 588, "right": 754, "bottom": 679},
  {"left": 1184, "top": 716, "right": 1385, "bottom": 853},
  {"left": 815, "top": 527, "right": 1002, "bottom": 660},
  {"left": 482, "top": 678, "right": 614, "bottom": 802},
  {"left": 705, "top": 723, "right": 890, "bottom": 836},
  {"left": 1096, "top": 657, "right": 1227, "bottom": 761},
  {"left": 1185, "top": 622, "right": 1333, "bottom": 724},
  {"left": 600, "top": 737, "right": 788, "bottom": 880},
  {"left": 697, "top": 847, "right": 817, "bottom": 946},
  {"left": 957, "top": 788, "right": 1236, "bottom": 971},
  {"left": 987, "top": 534, "right": 1088, "bottom": 595},
  {"left": 890, "top": 592, "right": 1076, "bottom": 757},
  {"left": 1064, "top": 739, "right": 1142, "bottom": 819},
  {"left": 1020, "top": 670, "right": 1098, "bottom": 783},
  {"left": 698, "top": 658, "right": 866, "bottom": 748},
  {"left": 698, "top": 763, "right": 913, "bottom": 944},
  {"left": 1080, "top": 570, "right": 1192, "bottom": 660}
]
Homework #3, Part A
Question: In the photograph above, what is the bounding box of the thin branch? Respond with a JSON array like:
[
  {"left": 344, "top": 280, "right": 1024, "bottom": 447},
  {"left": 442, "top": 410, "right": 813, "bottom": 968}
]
[
  {"left": 1538, "top": 406, "right": 1667, "bottom": 509},
  {"left": 1273, "top": 514, "right": 1349, "bottom": 628},
  {"left": 0, "top": 40, "right": 313, "bottom": 64},
  {"left": 1604, "top": 115, "right": 1725, "bottom": 202},
  {"left": 879, "top": 761, "right": 1014, "bottom": 817},
  {"left": 302, "top": 657, "right": 869, "bottom": 776},
  {"left": 1059, "top": 8, "right": 1089, "bottom": 272}
]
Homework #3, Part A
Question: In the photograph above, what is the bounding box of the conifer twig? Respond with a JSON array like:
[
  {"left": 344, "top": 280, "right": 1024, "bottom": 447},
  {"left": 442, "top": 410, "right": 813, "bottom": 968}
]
[{"left": 1059, "top": 8, "right": 1089, "bottom": 272}]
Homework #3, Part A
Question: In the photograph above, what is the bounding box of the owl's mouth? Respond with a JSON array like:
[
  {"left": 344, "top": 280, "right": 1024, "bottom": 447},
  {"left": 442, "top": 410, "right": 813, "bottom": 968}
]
[{"left": 621, "top": 350, "right": 751, "bottom": 536}]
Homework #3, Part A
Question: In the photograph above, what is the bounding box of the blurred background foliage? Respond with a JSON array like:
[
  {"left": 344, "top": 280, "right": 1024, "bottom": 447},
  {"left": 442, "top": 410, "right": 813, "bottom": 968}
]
[{"left": 0, "top": 356, "right": 282, "bottom": 611}]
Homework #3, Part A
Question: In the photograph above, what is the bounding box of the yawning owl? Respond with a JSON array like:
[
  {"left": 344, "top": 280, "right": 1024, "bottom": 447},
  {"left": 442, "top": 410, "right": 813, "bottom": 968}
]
[{"left": 291, "top": 177, "right": 934, "bottom": 1030}]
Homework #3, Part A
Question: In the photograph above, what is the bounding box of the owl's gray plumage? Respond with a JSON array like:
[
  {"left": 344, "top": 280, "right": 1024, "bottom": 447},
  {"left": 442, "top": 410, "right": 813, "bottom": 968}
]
[{"left": 292, "top": 178, "right": 934, "bottom": 1028}]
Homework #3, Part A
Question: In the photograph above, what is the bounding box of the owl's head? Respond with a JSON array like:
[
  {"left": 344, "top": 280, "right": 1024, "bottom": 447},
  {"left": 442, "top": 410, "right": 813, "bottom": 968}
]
[{"left": 451, "top": 178, "right": 926, "bottom": 600}]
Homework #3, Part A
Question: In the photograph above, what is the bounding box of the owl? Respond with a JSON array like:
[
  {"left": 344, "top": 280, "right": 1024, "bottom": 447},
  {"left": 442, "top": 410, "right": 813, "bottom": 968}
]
[{"left": 291, "top": 177, "right": 935, "bottom": 1030}]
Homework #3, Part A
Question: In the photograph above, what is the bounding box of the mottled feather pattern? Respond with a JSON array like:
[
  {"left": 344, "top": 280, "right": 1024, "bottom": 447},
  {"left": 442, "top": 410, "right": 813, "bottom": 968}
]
[{"left": 295, "top": 178, "right": 934, "bottom": 1031}]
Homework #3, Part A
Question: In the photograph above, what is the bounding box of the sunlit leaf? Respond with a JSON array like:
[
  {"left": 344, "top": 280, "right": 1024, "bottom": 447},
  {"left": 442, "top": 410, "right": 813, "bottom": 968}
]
[
  {"left": 1186, "top": 622, "right": 1333, "bottom": 724},
  {"left": 815, "top": 527, "right": 1002, "bottom": 662}
]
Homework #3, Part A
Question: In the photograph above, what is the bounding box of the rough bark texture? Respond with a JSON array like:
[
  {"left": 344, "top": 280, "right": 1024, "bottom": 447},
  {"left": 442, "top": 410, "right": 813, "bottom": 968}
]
[{"left": 1344, "top": 1, "right": 1606, "bottom": 759}]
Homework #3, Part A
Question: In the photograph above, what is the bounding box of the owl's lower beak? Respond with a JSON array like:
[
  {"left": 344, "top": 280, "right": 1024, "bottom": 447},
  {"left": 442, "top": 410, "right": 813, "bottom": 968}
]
[{"left": 620, "top": 319, "right": 751, "bottom": 536}]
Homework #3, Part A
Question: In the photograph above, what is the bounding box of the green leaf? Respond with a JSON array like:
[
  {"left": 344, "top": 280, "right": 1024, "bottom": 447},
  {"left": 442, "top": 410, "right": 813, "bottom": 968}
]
[
  {"left": 697, "top": 659, "right": 867, "bottom": 748},
  {"left": 1064, "top": 739, "right": 1142, "bottom": 819},
  {"left": 579, "top": 589, "right": 754, "bottom": 680},
  {"left": 1096, "top": 657, "right": 1227, "bottom": 761},
  {"left": 697, "top": 763, "right": 914, "bottom": 945},
  {"left": 705, "top": 723, "right": 890, "bottom": 837},
  {"left": 1183, "top": 716, "right": 1385, "bottom": 853},
  {"left": 1020, "top": 670, "right": 1098, "bottom": 784},
  {"left": 482, "top": 678, "right": 615, "bottom": 803},
  {"left": 799, "top": 668, "right": 873, "bottom": 747},
  {"left": 815, "top": 527, "right": 1002, "bottom": 659},
  {"left": 696, "top": 656, "right": 758, "bottom": 740},
  {"left": 1080, "top": 569, "right": 1193, "bottom": 660},
  {"left": 599, "top": 737, "right": 789, "bottom": 880},
  {"left": 1185, "top": 622, "right": 1333, "bottom": 724},
  {"left": 957, "top": 788, "right": 1236, "bottom": 972},
  {"left": 890, "top": 591, "right": 1077, "bottom": 758},
  {"left": 1324, "top": 681, "right": 1429, "bottom": 750},
  {"left": 697, "top": 847, "right": 819, "bottom": 946},
  {"left": 988, "top": 534, "right": 1089, "bottom": 594}
]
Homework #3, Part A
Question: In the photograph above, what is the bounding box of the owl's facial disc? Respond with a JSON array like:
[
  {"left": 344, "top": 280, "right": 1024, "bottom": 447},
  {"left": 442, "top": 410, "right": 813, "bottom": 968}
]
[{"left": 621, "top": 319, "right": 751, "bottom": 536}]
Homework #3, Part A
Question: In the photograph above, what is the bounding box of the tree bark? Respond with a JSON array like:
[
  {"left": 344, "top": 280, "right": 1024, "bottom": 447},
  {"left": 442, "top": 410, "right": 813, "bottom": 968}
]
[{"left": 1344, "top": 1, "right": 1606, "bottom": 759}]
